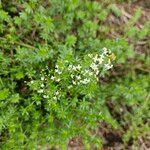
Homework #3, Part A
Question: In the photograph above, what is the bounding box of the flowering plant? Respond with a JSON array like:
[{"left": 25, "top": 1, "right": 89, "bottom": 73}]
[
  {"left": 22, "top": 47, "right": 115, "bottom": 147},
  {"left": 28, "top": 48, "right": 114, "bottom": 109},
  {"left": 1, "top": 0, "right": 149, "bottom": 149}
]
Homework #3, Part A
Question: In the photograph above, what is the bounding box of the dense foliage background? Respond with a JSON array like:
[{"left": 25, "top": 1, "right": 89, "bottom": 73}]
[{"left": 0, "top": 0, "right": 149, "bottom": 149}]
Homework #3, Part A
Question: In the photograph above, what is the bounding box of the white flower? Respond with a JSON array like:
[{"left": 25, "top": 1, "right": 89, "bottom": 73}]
[
  {"left": 68, "top": 65, "right": 73, "bottom": 69},
  {"left": 76, "top": 65, "right": 81, "bottom": 70},
  {"left": 41, "top": 84, "right": 44, "bottom": 88},
  {"left": 76, "top": 75, "right": 81, "bottom": 80},
  {"left": 100, "top": 54, "right": 105, "bottom": 60},
  {"left": 55, "top": 69, "right": 59, "bottom": 73},
  {"left": 85, "top": 69, "right": 90, "bottom": 74},
  {"left": 55, "top": 91, "right": 59, "bottom": 96},
  {"left": 95, "top": 70, "right": 99, "bottom": 75},
  {"left": 90, "top": 63, "right": 98, "bottom": 71},
  {"left": 68, "top": 65, "right": 73, "bottom": 71},
  {"left": 71, "top": 74, "right": 74, "bottom": 78},
  {"left": 56, "top": 78, "right": 60, "bottom": 82},
  {"left": 72, "top": 66, "right": 77, "bottom": 71},
  {"left": 103, "top": 47, "right": 107, "bottom": 51},
  {"left": 55, "top": 67, "right": 62, "bottom": 74},
  {"left": 38, "top": 89, "right": 44, "bottom": 93},
  {"left": 104, "top": 63, "right": 113, "bottom": 70},
  {"left": 72, "top": 80, "right": 76, "bottom": 85},
  {"left": 68, "top": 85, "right": 73, "bottom": 89},
  {"left": 30, "top": 80, "right": 34, "bottom": 84},
  {"left": 58, "top": 71, "right": 62, "bottom": 75},
  {"left": 53, "top": 96, "right": 57, "bottom": 100},
  {"left": 86, "top": 78, "right": 90, "bottom": 83},
  {"left": 81, "top": 78, "right": 90, "bottom": 84},
  {"left": 41, "top": 77, "right": 44, "bottom": 81},
  {"left": 103, "top": 47, "right": 108, "bottom": 55},
  {"left": 93, "top": 54, "right": 98, "bottom": 63},
  {"left": 88, "top": 54, "right": 92, "bottom": 58},
  {"left": 51, "top": 76, "right": 55, "bottom": 80},
  {"left": 97, "top": 56, "right": 103, "bottom": 64},
  {"left": 43, "top": 95, "right": 49, "bottom": 98}
]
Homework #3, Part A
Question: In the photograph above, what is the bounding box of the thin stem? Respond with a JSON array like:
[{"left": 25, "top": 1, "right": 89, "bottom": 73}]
[{"left": 0, "top": 37, "right": 35, "bottom": 49}]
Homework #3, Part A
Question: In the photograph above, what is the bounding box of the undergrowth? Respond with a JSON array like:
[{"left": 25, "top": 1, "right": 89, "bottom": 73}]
[{"left": 0, "top": 0, "right": 149, "bottom": 149}]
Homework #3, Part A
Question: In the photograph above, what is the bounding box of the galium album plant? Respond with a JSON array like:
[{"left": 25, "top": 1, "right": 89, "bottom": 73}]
[
  {"left": 3, "top": 0, "right": 149, "bottom": 149},
  {"left": 28, "top": 47, "right": 114, "bottom": 108},
  {"left": 23, "top": 47, "right": 115, "bottom": 147}
]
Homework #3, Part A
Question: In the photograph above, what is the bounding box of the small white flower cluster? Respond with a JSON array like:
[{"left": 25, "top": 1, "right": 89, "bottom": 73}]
[
  {"left": 89, "top": 47, "right": 113, "bottom": 72},
  {"left": 39, "top": 77, "right": 49, "bottom": 98},
  {"left": 65, "top": 64, "right": 92, "bottom": 86},
  {"left": 29, "top": 76, "right": 50, "bottom": 99},
  {"left": 68, "top": 64, "right": 82, "bottom": 71},
  {"left": 28, "top": 47, "right": 114, "bottom": 100},
  {"left": 38, "top": 89, "right": 44, "bottom": 93},
  {"left": 55, "top": 65, "right": 62, "bottom": 75},
  {"left": 104, "top": 59, "right": 113, "bottom": 70},
  {"left": 53, "top": 91, "right": 60, "bottom": 100}
]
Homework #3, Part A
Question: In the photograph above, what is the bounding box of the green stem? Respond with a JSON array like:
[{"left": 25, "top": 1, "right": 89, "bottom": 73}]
[{"left": 0, "top": 37, "right": 35, "bottom": 49}]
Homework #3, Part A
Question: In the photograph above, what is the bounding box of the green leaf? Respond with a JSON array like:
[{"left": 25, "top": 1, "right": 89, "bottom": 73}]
[{"left": 0, "top": 89, "right": 9, "bottom": 100}]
